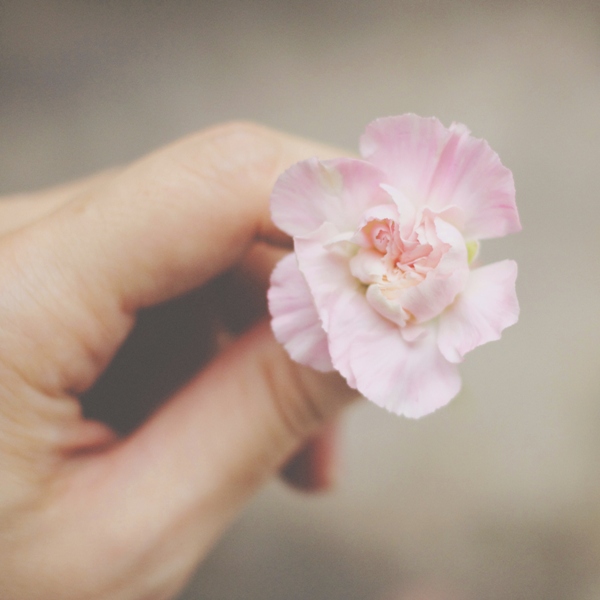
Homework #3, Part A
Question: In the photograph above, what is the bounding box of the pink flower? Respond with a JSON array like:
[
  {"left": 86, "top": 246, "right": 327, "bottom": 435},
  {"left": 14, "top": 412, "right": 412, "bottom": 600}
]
[{"left": 268, "top": 115, "right": 521, "bottom": 417}]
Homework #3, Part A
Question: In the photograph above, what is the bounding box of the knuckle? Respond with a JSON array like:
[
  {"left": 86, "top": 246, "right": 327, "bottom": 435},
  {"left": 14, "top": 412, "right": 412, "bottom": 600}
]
[
  {"left": 203, "top": 120, "right": 272, "bottom": 149},
  {"left": 187, "top": 121, "right": 283, "bottom": 189}
]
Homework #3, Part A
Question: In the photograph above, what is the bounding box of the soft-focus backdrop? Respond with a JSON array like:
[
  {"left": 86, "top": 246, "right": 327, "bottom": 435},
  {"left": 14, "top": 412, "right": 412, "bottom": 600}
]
[{"left": 2, "top": 1, "right": 600, "bottom": 599}]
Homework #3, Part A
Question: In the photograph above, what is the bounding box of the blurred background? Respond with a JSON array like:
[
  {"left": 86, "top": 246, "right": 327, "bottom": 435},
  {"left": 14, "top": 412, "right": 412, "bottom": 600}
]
[{"left": 1, "top": 1, "right": 600, "bottom": 598}]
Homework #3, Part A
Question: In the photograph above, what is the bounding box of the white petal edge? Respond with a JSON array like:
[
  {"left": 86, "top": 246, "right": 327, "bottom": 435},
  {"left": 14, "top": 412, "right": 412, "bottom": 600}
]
[
  {"left": 437, "top": 259, "right": 519, "bottom": 363},
  {"left": 294, "top": 223, "right": 362, "bottom": 387},
  {"left": 268, "top": 253, "right": 333, "bottom": 372},
  {"left": 270, "top": 157, "right": 393, "bottom": 237},
  {"left": 360, "top": 114, "right": 521, "bottom": 241},
  {"left": 295, "top": 222, "right": 463, "bottom": 414},
  {"left": 336, "top": 294, "right": 462, "bottom": 418}
]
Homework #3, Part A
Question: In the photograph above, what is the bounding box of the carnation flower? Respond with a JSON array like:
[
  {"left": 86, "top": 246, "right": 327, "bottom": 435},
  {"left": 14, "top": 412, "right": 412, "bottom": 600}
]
[{"left": 268, "top": 114, "right": 521, "bottom": 418}]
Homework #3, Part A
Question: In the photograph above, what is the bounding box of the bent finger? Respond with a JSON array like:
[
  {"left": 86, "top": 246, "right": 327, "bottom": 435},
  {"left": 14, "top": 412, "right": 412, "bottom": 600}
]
[
  {"left": 21, "top": 122, "right": 343, "bottom": 311},
  {"left": 76, "top": 321, "right": 356, "bottom": 558},
  {"left": 0, "top": 169, "right": 118, "bottom": 236},
  {"left": 1, "top": 123, "right": 344, "bottom": 393}
]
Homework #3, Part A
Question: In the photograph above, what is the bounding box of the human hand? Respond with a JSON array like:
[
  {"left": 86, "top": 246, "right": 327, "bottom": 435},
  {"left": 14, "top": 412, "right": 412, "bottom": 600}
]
[{"left": 0, "top": 123, "right": 356, "bottom": 600}]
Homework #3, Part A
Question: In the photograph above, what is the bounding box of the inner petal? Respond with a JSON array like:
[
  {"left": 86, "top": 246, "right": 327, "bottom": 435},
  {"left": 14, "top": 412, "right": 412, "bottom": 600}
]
[
  {"left": 366, "top": 284, "right": 412, "bottom": 327},
  {"left": 348, "top": 208, "right": 468, "bottom": 329},
  {"left": 398, "top": 242, "right": 433, "bottom": 265},
  {"left": 349, "top": 248, "right": 387, "bottom": 284}
]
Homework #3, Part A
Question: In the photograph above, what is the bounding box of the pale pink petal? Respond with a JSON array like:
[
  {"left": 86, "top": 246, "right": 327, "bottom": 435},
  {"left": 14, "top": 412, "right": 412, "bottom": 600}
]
[
  {"left": 450, "top": 121, "right": 471, "bottom": 136},
  {"left": 437, "top": 259, "right": 519, "bottom": 363},
  {"left": 349, "top": 203, "right": 400, "bottom": 252},
  {"left": 349, "top": 325, "right": 462, "bottom": 418},
  {"left": 294, "top": 223, "right": 360, "bottom": 386},
  {"left": 270, "top": 158, "right": 392, "bottom": 237},
  {"left": 294, "top": 226, "right": 461, "bottom": 416},
  {"left": 352, "top": 203, "right": 400, "bottom": 244},
  {"left": 380, "top": 183, "right": 417, "bottom": 235},
  {"left": 268, "top": 253, "right": 333, "bottom": 372},
  {"left": 360, "top": 115, "right": 454, "bottom": 208},
  {"left": 349, "top": 248, "right": 388, "bottom": 284},
  {"left": 398, "top": 217, "right": 469, "bottom": 323},
  {"left": 360, "top": 114, "right": 521, "bottom": 240},
  {"left": 425, "top": 131, "right": 520, "bottom": 240},
  {"left": 365, "top": 284, "right": 411, "bottom": 327},
  {"left": 401, "top": 323, "right": 428, "bottom": 342},
  {"left": 313, "top": 283, "right": 364, "bottom": 390},
  {"left": 324, "top": 289, "right": 461, "bottom": 417},
  {"left": 293, "top": 223, "right": 358, "bottom": 333}
]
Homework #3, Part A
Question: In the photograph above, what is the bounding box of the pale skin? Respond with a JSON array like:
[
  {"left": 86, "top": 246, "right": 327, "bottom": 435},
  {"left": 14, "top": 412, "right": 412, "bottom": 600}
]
[{"left": 0, "top": 122, "right": 358, "bottom": 600}]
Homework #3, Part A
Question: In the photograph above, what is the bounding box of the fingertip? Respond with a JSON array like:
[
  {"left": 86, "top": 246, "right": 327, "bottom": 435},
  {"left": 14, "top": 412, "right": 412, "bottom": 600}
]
[
  {"left": 61, "top": 419, "right": 118, "bottom": 455},
  {"left": 280, "top": 422, "right": 340, "bottom": 492}
]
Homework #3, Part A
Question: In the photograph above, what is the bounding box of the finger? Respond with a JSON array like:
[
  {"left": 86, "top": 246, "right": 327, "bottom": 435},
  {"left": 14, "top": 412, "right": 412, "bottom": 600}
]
[
  {"left": 81, "top": 245, "right": 279, "bottom": 436},
  {"left": 0, "top": 169, "right": 118, "bottom": 236},
  {"left": 80, "top": 284, "right": 226, "bottom": 435},
  {"left": 74, "top": 321, "right": 357, "bottom": 559},
  {"left": 215, "top": 242, "right": 287, "bottom": 336},
  {"left": 18, "top": 122, "right": 343, "bottom": 310},
  {"left": 2, "top": 122, "right": 345, "bottom": 394},
  {"left": 280, "top": 422, "right": 340, "bottom": 492}
]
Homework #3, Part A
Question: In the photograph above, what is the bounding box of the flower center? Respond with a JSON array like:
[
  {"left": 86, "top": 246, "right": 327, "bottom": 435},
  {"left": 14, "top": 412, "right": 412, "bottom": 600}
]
[
  {"left": 350, "top": 217, "right": 440, "bottom": 288},
  {"left": 347, "top": 212, "right": 452, "bottom": 327}
]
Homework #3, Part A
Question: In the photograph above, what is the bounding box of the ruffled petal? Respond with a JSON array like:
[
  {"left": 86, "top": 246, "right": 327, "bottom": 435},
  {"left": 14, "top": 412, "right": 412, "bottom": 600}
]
[
  {"left": 398, "top": 216, "right": 469, "bottom": 323},
  {"left": 349, "top": 325, "right": 462, "bottom": 418},
  {"left": 294, "top": 223, "right": 361, "bottom": 386},
  {"left": 437, "top": 259, "right": 519, "bottom": 363},
  {"left": 360, "top": 115, "right": 454, "bottom": 209},
  {"left": 365, "top": 283, "right": 410, "bottom": 327},
  {"left": 294, "top": 225, "right": 461, "bottom": 416},
  {"left": 349, "top": 248, "right": 388, "bottom": 284},
  {"left": 360, "top": 114, "right": 521, "bottom": 240},
  {"left": 326, "top": 291, "right": 461, "bottom": 417},
  {"left": 426, "top": 128, "right": 520, "bottom": 240},
  {"left": 268, "top": 253, "right": 333, "bottom": 371},
  {"left": 270, "top": 157, "right": 392, "bottom": 237}
]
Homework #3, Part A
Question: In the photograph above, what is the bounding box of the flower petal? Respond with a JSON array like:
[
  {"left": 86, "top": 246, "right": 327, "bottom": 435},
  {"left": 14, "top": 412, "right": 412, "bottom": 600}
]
[
  {"left": 349, "top": 248, "right": 388, "bottom": 284},
  {"left": 349, "top": 324, "right": 462, "bottom": 418},
  {"left": 294, "top": 225, "right": 461, "bottom": 416},
  {"left": 360, "top": 115, "right": 454, "bottom": 208},
  {"left": 360, "top": 114, "right": 521, "bottom": 240},
  {"left": 268, "top": 253, "right": 333, "bottom": 371},
  {"left": 437, "top": 259, "right": 519, "bottom": 363},
  {"left": 426, "top": 129, "right": 520, "bottom": 241},
  {"left": 294, "top": 223, "right": 361, "bottom": 386},
  {"left": 270, "top": 158, "right": 392, "bottom": 237},
  {"left": 326, "top": 289, "right": 461, "bottom": 417},
  {"left": 293, "top": 223, "right": 358, "bottom": 330},
  {"left": 365, "top": 283, "right": 410, "bottom": 327},
  {"left": 398, "top": 216, "right": 469, "bottom": 323}
]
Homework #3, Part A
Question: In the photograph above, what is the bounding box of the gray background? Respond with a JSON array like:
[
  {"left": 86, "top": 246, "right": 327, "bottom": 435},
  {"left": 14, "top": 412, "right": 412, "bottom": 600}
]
[{"left": 1, "top": 1, "right": 600, "bottom": 599}]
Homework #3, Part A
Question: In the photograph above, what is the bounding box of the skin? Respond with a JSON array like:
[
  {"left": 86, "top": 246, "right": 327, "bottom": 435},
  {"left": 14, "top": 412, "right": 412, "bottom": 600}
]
[{"left": 0, "top": 122, "right": 358, "bottom": 600}]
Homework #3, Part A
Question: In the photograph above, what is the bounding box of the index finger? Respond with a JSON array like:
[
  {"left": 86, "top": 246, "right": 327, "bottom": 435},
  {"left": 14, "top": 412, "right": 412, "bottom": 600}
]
[{"left": 18, "top": 122, "right": 346, "bottom": 313}]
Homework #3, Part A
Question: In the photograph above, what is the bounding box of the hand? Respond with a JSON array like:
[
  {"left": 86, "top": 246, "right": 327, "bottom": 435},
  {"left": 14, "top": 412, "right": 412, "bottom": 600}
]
[{"left": 0, "top": 123, "right": 356, "bottom": 600}]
